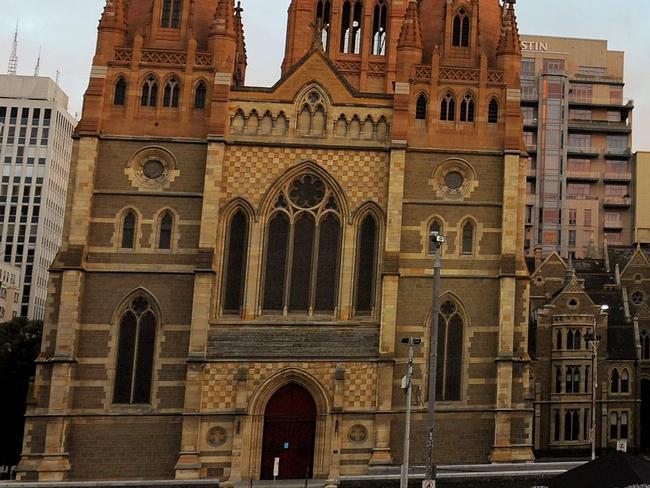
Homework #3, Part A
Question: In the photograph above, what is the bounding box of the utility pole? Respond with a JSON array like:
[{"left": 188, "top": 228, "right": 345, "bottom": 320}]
[
  {"left": 425, "top": 231, "right": 445, "bottom": 487},
  {"left": 400, "top": 337, "right": 421, "bottom": 488},
  {"left": 587, "top": 304, "right": 608, "bottom": 461}
]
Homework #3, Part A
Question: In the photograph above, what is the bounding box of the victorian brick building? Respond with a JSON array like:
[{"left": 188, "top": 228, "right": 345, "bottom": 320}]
[{"left": 17, "top": 0, "right": 534, "bottom": 482}]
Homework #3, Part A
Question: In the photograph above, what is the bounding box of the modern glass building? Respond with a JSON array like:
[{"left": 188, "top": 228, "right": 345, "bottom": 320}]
[
  {"left": 520, "top": 35, "right": 634, "bottom": 258},
  {"left": 0, "top": 75, "right": 75, "bottom": 319}
]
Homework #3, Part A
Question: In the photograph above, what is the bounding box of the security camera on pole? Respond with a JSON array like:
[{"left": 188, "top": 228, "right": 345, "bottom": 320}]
[{"left": 425, "top": 230, "right": 446, "bottom": 488}]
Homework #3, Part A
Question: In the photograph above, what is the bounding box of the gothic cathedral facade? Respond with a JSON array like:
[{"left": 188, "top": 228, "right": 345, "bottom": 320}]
[{"left": 18, "top": 0, "right": 534, "bottom": 482}]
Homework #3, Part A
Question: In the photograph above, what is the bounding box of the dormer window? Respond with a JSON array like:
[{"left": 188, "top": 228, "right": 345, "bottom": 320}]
[
  {"left": 161, "top": 0, "right": 183, "bottom": 29},
  {"left": 452, "top": 8, "right": 470, "bottom": 48},
  {"left": 340, "top": 0, "right": 363, "bottom": 54}
]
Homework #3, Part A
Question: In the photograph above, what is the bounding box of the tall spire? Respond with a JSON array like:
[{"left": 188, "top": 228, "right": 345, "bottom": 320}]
[
  {"left": 497, "top": 0, "right": 521, "bottom": 56},
  {"left": 233, "top": 1, "right": 248, "bottom": 86},
  {"left": 398, "top": 0, "right": 423, "bottom": 50},
  {"left": 34, "top": 46, "right": 41, "bottom": 77},
  {"left": 7, "top": 20, "right": 18, "bottom": 75}
]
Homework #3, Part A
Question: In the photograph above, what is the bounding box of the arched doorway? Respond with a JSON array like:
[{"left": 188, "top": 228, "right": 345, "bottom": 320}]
[
  {"left": 261, "top": 383, "right": 316, "bottom": 480},
  {"left": 642, "top": 379, "right": 650, "bottom": 451}
]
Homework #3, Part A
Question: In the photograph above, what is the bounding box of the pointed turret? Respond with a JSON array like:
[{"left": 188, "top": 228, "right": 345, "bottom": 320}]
[
  {"left": 233, "top": 1, "right": 248, "bottom": 86},
  {"left": 497, "top": 0, "right": 521, "bottom": 57},
  {"left": 209, "top": 0, "right": 236, "bottom": 40},
  {"left": 396, "top": 0, "right": 423, "bottom": 79},
  {"left": 99, "top": 0, "right": 127, "bottom": 32},
  {"left": 397, "top": 0, "right": 423, "bottom": 50}
]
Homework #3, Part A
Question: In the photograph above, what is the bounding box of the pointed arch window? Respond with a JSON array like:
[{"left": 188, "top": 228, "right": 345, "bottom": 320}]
[
  {"left": 194, "top": 81, "right": 207, "bottom": 110},
  {"left": 611, "top": 368, "right": 620, "bottom": 393},
  {"left": 158, "top": 211, "right": 174, "bottom": 250},
  {"left": 642, "top": 330, "right": 650, "bottom": 360},
  {"left": 566, "top": 366, "right": 580, "bottom": 393},
  {"left": 161, "top": 0, "right": 183, "bottom": 28},
  {"left": 371, "top": 0, "right": 388, "bottom": 56},
  {"left": 436, "top": 299, "right": 464, "bottom": 401},
  {"left": 163, "top": 77, "right": 180, "bottom": 108},
  {"left": 440, "top": 92, "right": 456, "bottom": 122},
  {"left": 460, "top": 93, "right": 475, "bottom": 122},
  {"left": 428, "top": 219, "right": 443, "bottom": 254},
  {"left": 556, "top": 329, "right": 563, "bottom": 350},
  {"left": 555, "top": 367, "right": 562, "bottom": 393},
  {"left": 121, "top": 210, "right": 137, "bottom": 249},
  {"left": 553, "top": 410, "right": 561, "bottom": 441},
  {"left": 340, "top": 0, "right": 363, "bottom": 54},
  {"left": 488, "top": 98, "right": 499, "bottom": 124},
  {"left": 416, "top": 93, "right": 428, "bottom": 121},
  {"left": 621, "top": 369, "right": 629, "bottom": 393},
  {"left": 262, "top": 174, "right": 342, "bottom": 314},
  {"left": 564, "top": 409, "right": 580, "bottom": 441},
  {"left": 114, "top": 295, "right": 157, "bottom": 404},
  {"left": 114, "top": 77, "right": 127, "bottom": 106},
  {"left": 461, "top": 221, "right": 475, "bottom": 256},
  {"left": 355, "top": 214, "right": 378, "bottom": 315},
  {"left": 452, "top": 8, "right": 470, "bottom": 47},
  {"left": 141, "top": 76, "right": 158, "bottom": 107},
  {"left": 316, "top": 0, "right": 332, "bottom": 51},
  {"left": 223, "top": 209, "right": 249, "bottom": 314}
]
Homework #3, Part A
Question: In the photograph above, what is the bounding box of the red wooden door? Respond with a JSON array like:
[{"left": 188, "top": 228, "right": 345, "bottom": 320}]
[{"left": 261, "top": 384, "right": 316, "bottom": 480}]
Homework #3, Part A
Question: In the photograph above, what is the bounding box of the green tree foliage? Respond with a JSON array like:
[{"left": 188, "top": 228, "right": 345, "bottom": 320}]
[{"left": 0, "top": 317, "right": 43, "bottom": 467}]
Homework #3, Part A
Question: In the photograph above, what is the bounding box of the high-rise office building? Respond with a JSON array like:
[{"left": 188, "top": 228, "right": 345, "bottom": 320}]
[
  {"left": 634, "top": 151, "right": 650, "bottom": 245},
  {"left": 520, "top": 35, "right": 634, "bottom": 258},
  {"left": 0, "top": 75, "right": 75, "bottom": 319}
]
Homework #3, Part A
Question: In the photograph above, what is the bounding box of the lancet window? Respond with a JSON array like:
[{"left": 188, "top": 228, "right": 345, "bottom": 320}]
[
  {"left": 452, "top": 8, "right": 470, "bottom": 47},
  {"left": 114, "top": 295, "right": 157, "bottom": 404},
  {"left": 436, "top": 299, "right": 464, "bottom": 401},
  {"left": 163, "top": 77, "right": 180, "bottom": 108},
  {"left": 158, "top": 211, "right": 173, "bottom": 250},
  {"left": 114, "top": 77, "right": 127, "bottom": 106},
  {"left": 340, "top": 0, "right": 363, "bottom": 54},
  {"left": 440, "top": 92, "right": 456, "bottom": 122},
  {"left": 355, "top": 214, "right": 379, "bottom": 315},
  {"left": 194, "top": 81, "right": 207, "bottom": 110},
  {"left": 371, "top": 0, "right": 388, "bottom": 56},
  {"left": 222, "top": 210, "right": 249, "bottom": 314},
  {"left": 161, "top": 0, "right": 183, "bottom": 29},
  {"left": 262, "top": 174, "right": 342, "bottom": 315},
  {"left": 141, "top": 76, "right": 159, "bottom": 107},
  {"left": 460, "top": 93, "right": 475, "bottom": 122},
  {"left": 488, "top": 98, "right": 499, "bottom": 124},
  {"left": 121, "top": 210, "right": 137, "bottom": 249},
  {"left": 416, "top": 94, "right": 428, "bottom": 121},
  {"left": 316, "top": 0, "right": 332, "bottom": 50}
]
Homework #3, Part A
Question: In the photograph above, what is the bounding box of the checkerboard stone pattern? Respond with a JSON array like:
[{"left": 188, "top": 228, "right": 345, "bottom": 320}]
[
  {"left": 343, "top": 363, "right": 377, "bottom": 410},
  {"left": 200, "top": 362, "right": 377, "bottom": 412},
  {"left": 221, "top": 146, "right": 390, "bottom": 210}
]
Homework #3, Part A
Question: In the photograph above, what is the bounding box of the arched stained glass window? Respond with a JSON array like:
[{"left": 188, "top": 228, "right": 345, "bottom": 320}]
[
  {"left": 114, "top": 77, "right": 127, "bottom": 106},
  {"left": 194, "top": 81, "right": 207, "bottom": 110},
  {"left": 114, "top": 295, "right": 157, "bottom": 404},
  {"left": 121, "top": 210, "right": 137, "bottom": 249},
  {"left": 262, "top": 174, "right": 342, "bottom": 315},
  {"left": 440, "top": 92, "right": 455, "bottom": 122},
  {"left": 416, "top": 94, "right": 428, "bottom": 121},
  {"left": 355, "top": 214, "right": 378, "bottom": 315},
  {"left": 141, "top": 76, "right": 158, "bottom": 107},
  {"left": 436, "top": 299, "right": 464, "bottom": 401},
  {"left": 460, "top": 93, "right": 475, "bottom": 122},
  {"left": 461, "top": 221, "right": 474, "bottom": 256},
  {"left": 223, "top": 210, "right": 249, "bottom": 314},
  {"left": 488, "top": 98, "right": 499, "bottom": 124},
  {"left": 158, "top": 211, "right": 173, "bottom": 250},
  {"left": 163, "top": 77, "right": 180, "bottom": 108},
  {"left": 452, "top": 8, "right": 470, "bottom": 47}
]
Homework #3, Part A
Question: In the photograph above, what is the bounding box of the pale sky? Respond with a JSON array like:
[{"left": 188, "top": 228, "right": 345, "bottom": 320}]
[{"left": 1, "top": 0, "right": 649, "bottom": 149}]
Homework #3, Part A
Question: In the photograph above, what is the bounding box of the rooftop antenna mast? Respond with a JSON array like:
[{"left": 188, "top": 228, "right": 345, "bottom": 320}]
[
  {"left": 7, "top": 20, "right": 19, "bottom": 75},
  {"left": 34, "top": 46, "right": 41, "bottom": 77}
]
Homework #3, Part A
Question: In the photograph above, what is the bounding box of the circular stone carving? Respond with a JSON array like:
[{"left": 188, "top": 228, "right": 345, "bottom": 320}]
[
  {"left": 207, "top": 426, "right": 227, "bottom": 447},
  {"left": 307, "top": 91, "right": 321, "bottom": 104},
  {"left": 126, "top": 146, "right": 179, "bottom": 191},
  {"left": 631, "top": 290, "right": 645, "bottom": 306},
  {"left": 430, "top": 158, "right": 478, "bottom": 199},
  {"left": 143, "top": 160, "right": 165, "bottom": 180},
  {"left": 444, "top": 171, "right": 465, "bottom": 190},
  {"left": 348, "top": 424, "right": 368, "bottom": 444}
]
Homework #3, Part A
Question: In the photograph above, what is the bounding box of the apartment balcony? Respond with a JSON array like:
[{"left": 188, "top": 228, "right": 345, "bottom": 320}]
[
  {"left": 526, "top": 145, "right": 537, "bottom": 154},
  {"left": 603, "top": 172, "right": 632, "bottom": 183},
  {"left": 526, "top": 194, "right": 536, "bottom": 206},
  {"left": 567, "top": 146, "right": 601, "bottom": 158},
  {"left": 527, "top": 168, "right": 537, "bottom": 179},
  {"left": 524, "top": 118, "right": 539, "bottom": 129},
  {"left": 567, "top": 195, "right": 599, "bottom": 202},
  {"left": 521, "top": 91, "right": 539, "bottom": 103},
  {"left": 604, "top": 148, "right": 632, "bottom": 160},
  {"left": 567, "top": 119, "right": 632, "bottom": 134},
  {"left": 566, "top": 170, "right": 601, "bottom": 182},
  {"left": 569, "top": 97, "right": 635, "bottom": 110},
  {"left": 603, "top": 196, "right": 632, "bottom": 207},
  {"left": 604, "top": 219, "right": 624, "bottom": 230}
]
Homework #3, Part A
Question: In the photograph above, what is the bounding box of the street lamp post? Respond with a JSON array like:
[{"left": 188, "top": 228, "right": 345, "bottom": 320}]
[
  {"left": 587, "top": 304, "right": 609, "bottom": 461},
  {"left": 400, "top": 337, "right": 421, "bottom": 488},
  {"left": 426, "top": 231, "right": 445, "bottom": 487}
]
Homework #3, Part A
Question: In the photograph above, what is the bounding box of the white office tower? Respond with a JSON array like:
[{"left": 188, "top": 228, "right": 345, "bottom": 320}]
[{"left": 0, "top": 75, "right": 75, "bottom": 319}]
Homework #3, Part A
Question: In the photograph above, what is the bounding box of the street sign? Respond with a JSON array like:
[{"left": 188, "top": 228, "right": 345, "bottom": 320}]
[
  {"left": 617, "top": 440, "right": 628, "bottom": 452},
  {"left": 422, "top": 481, "right": 435, "bottom": 488},
  {"left": 273, "top": 457, "right": 280, "bottom": 477}
]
